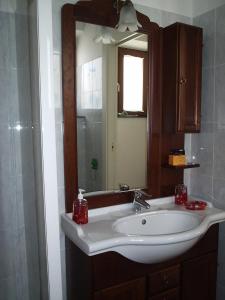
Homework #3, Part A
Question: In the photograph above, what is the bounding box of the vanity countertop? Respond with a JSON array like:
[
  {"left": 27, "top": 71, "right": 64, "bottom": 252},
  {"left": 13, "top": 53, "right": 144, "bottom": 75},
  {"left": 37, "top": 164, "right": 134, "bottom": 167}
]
[{"left": 61, "top": 196, "right": 225, "bottom": 264}]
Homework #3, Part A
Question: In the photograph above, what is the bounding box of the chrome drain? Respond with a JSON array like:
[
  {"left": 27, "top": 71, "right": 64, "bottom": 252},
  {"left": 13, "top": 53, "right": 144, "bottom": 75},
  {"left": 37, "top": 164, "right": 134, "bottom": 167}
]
[{"left": 142, "top": 219, "right": 147, "bottom": 225}]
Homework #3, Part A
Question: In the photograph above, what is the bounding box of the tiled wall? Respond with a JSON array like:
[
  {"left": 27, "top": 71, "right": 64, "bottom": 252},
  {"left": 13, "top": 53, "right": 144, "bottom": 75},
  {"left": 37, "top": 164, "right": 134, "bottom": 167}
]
[
  {"left": 189, "top": 5, "right": 225, "bottom": 299},
  {"left": 0, "top": 1, "right": 41, "bottom": 299},
  {"left": 52, "top": 1, "right": 191, "bottom": 298}
]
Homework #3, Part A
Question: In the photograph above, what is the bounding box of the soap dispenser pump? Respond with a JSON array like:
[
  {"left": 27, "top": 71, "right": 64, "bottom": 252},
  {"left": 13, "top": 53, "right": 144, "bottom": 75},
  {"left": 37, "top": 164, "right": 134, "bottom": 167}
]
[{"left": 72, "top": 189, "right": 88, "bottom": 224}]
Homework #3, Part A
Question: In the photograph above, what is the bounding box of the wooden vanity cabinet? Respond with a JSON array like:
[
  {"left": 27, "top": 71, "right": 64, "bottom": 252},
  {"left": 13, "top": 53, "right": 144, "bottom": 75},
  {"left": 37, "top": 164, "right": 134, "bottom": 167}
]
[
  {"left": 66, "top": 225, "right": 218, "bottom": 300},
  {"left": 163, "top": 23, "right": 202, "bottom": 133}
]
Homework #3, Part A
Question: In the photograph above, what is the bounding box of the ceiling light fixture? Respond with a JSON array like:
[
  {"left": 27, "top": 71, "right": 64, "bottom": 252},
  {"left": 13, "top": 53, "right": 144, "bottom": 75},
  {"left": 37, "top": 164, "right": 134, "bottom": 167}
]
[{"left": 116, "top": 0, "right": 142, "bottom": 32}]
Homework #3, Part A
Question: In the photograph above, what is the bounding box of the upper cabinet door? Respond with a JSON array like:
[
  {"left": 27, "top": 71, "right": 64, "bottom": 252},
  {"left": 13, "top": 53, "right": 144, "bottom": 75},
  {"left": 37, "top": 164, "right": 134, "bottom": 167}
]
[
  {"left": 178, "top": 24, "right": 202, "bottom": 132},
  {"left": 163, "top": 23, "right": 203, "bottom": 133}
]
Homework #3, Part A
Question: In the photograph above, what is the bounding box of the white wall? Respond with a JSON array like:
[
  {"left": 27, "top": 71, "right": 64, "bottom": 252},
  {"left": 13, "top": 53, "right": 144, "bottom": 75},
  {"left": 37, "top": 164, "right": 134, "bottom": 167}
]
[
  {"left": 134, "top": 0, "right": 192, "bottom": 17},
  {"left": 36, "top": 0, "right": 63, "bottom": 299},
  {"left": 135, "top": 0, "right": 225, "bottom": 18},
  {"left": 192, "top": 0, "right": 225, "bottom": 17}
]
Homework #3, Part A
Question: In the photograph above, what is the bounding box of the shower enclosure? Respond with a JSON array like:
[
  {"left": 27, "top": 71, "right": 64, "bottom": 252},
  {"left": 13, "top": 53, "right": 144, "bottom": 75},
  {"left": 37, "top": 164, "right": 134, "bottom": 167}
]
[{"left": 0, "top": 1, "right": 47, "bottom": 299}]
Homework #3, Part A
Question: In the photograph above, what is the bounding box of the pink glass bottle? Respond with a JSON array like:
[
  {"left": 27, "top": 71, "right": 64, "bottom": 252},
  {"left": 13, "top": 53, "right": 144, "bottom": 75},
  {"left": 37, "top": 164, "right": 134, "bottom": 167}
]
[{"left": 72, "top": 189, "right": 88, "bottom": 224}]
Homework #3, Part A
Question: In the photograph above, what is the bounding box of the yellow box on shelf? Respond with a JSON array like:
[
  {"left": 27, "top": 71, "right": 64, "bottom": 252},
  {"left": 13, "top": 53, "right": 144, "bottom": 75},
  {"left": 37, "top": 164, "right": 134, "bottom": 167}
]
[{"left": 168, "top": 154, "right": 186, "bottom": 166}]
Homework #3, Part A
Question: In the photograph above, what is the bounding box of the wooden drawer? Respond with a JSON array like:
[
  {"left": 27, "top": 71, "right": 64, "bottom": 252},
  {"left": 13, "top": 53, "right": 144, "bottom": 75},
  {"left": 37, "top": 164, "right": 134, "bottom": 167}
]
[
  {"left": 148, "top": 265, "right": 180, "bottom": 296},
  {"left": 149, "top": 288, "right": 180, "bottom": 300},
  {"left": 94, "top": 277, "right": 146, "bottom": 300}
]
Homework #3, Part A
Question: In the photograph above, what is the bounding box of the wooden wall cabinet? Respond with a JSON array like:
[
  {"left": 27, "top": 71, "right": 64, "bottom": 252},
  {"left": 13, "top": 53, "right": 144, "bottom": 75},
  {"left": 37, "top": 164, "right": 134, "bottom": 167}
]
[
  {"left": 160, "top": 22, "right": 203, "bottom": 196},
  {"left": 163, "top": 23, "right": 202, "bottom": 133},
  {"left": 66, "top": 225, "right": 218, "bottom": 300}
]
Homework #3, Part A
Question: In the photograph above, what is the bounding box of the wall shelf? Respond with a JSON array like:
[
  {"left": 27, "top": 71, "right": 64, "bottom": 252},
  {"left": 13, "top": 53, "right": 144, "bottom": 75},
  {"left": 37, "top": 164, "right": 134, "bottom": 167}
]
[{"left": 162, "top": 163, "right": 200, "bottom": 169}]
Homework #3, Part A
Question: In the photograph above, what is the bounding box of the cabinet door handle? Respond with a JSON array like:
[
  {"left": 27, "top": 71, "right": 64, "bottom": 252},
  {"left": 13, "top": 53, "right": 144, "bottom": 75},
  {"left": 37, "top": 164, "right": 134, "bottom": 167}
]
[
  {"left": 179, "top": 78, "right": 184, "bottom": 84},
  {"left": 179, "top": 77, "right": 187, "bottom": 84},
  {"left": 163, "top": 274, "right": 169, "bottom": 286},
  {"left": 163, "top": 274, "right": 168, "bottom": 281},
  {"left": 164, "top": 279, "right": 169, "bottom": 286}
]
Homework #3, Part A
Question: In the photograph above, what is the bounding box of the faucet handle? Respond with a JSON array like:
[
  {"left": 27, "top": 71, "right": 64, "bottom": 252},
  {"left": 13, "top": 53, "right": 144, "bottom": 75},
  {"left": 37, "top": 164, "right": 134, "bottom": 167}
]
[
  {"left": 134, "top": 189, "right": 152, "bottom": 199},
  {"left": 134, "top": 190, "right": 142, "bottom": 200}
]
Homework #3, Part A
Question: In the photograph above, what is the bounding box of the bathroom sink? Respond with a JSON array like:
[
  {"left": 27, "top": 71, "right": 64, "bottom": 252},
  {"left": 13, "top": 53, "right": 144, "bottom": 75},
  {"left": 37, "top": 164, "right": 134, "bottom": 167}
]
[
  {"left": 113, "top": 211, "right": 201, "bottom": 236},
  {"left": 61, "top": 196, "right": 225, "bottom": 264}
]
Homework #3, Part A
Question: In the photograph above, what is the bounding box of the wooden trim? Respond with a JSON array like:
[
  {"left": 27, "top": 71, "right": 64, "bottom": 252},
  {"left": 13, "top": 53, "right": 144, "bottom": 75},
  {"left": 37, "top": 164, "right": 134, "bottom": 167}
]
[
  {"left": 61, "top": 0, "right": 162, "bottom": 212},
  {"left": 147, "top": 28, "right": 163, "bottom": 197},
  {"left": 62, "top": 4, "right": 78, "bottom": 212},
  {"left": 117, "top": 47, "right": 148, "bottom": 117}
]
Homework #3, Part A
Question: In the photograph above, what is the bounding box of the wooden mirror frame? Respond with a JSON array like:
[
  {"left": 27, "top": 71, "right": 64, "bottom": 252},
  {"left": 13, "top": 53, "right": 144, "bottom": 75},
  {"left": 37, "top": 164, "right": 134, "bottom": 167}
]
[{"left": 62, "top": 0, "right": 162, "bottom": 213}]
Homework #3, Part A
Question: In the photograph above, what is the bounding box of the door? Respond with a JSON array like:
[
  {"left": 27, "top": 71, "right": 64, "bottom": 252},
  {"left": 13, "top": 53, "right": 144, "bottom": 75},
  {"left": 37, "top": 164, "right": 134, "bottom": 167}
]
[
  {"left": 181, "top": 252, "right": 217, "bottom": 300},
  {"left": 177, "top": 24, "right": 202, "bottom": 133}
]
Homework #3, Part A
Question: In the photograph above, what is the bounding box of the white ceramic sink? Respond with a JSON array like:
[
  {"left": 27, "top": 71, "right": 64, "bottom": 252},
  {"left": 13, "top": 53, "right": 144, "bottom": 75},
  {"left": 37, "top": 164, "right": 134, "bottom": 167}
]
[
  {"left": 113, "top": 211, "right": 201, "bottom": 236},
  {"left": 61, "top": 196, "right": 225, "bottom": 264}
]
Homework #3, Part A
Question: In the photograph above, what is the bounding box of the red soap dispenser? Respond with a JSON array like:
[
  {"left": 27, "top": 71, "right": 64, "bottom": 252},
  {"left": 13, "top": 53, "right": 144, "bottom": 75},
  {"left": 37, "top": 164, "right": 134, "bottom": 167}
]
[{"left": 72, "top": 189, "right": 88, "bottom": 224}]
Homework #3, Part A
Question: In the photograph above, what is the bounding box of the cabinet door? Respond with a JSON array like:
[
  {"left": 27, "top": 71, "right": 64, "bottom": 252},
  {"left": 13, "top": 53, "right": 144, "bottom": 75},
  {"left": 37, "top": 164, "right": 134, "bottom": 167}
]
[
  {"left": 177, "top": 24, "right": 202, "bottom": 133},
  {"left": 181, "top": 252, "right": 217, "bottom": 300},
  {"left": 94, "top": 277, "right": 146, "bottom": 300}
]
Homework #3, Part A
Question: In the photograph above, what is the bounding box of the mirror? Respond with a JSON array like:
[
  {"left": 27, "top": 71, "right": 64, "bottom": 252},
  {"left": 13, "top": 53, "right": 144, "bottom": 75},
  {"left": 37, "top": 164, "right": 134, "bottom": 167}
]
[
  {"left": 62, "top": 1, "right": 161, "bottom": 211},
  {"left": 76, "top": 22, "right": 148, "bottom": 193}
]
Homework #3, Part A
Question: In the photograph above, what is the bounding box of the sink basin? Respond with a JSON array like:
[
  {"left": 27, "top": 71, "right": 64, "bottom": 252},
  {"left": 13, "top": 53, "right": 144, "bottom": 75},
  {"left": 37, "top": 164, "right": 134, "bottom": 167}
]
[
  {"left": 113, "top": 211, "right": 201, "bottom": 236},
  {"left": 111, "top": 210, "right": 203, "bottom": 263},
  {"left": 61, "top": 196, "right": 225, "bottom": 264}
]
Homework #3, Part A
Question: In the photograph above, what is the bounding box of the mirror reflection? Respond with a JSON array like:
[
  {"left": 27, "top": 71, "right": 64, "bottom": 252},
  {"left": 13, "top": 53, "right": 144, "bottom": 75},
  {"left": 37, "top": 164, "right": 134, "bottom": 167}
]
[{"left": 76, "top": 22, "right": 148, "bottom": 193}]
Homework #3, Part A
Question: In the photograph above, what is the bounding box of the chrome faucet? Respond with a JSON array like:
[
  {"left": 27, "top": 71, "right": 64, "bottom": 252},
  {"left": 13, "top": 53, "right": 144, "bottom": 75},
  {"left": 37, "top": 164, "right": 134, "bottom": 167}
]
[{"left": 133, "top": 190, "right": 151, "bottom": 212}]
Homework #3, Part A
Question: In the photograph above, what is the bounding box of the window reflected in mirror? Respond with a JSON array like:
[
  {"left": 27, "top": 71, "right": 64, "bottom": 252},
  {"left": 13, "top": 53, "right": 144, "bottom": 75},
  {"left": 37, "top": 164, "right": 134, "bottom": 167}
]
[
  {"left": 118, "top": 47, "right": 148, "bottom": 117},
  {"left": 123, "top": 54, "right": 144, "bottom": 111}
]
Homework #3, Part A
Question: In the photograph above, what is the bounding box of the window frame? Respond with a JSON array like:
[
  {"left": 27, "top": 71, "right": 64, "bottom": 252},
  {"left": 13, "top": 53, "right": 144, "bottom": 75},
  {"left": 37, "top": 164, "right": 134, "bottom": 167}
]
[{"left": 118, "top": 47, "right": 148, "bottom": 117}]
